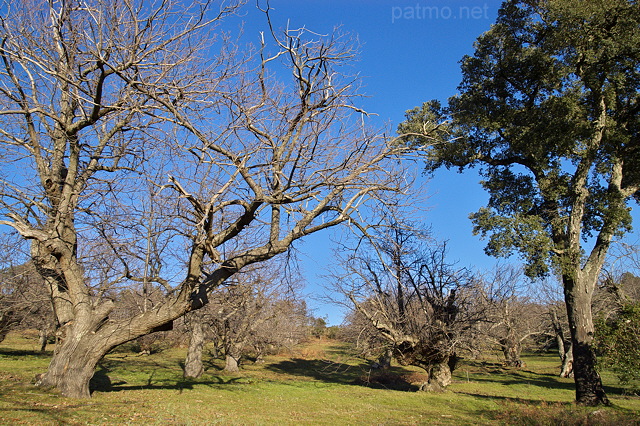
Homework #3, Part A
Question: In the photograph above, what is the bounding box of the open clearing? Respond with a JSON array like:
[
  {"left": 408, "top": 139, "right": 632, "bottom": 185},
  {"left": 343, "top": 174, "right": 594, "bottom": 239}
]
[{"left": 1, "top": 332, "right": 638, "bottom": 425}]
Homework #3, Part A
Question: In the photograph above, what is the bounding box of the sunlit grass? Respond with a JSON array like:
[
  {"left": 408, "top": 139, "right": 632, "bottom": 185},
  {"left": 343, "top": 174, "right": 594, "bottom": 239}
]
[{"left": 1, "top": 332, "right": 639, "bottom": 425}]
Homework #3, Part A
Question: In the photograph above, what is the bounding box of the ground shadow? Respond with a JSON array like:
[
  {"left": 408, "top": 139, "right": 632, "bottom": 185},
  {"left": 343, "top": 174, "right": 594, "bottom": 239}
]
[
  {"left": 266, "top": 358, "right": 420, "bottom": 392},
  {"left": 90, "top": 372, "right": 253, "bottom": 394},
  {"left": 467, "top": 370, "right": 577, "bottom": 392},
  {"left": 464, "top": 366, "right": 631, "bottom": 396},
  {"left": 103, "top": 375, "right": 252, "bottom": 394},
  {"left": 89, "top": 359, "right": 256, "bottom": 395},
  {"left": 0, "top": 347, "right": 51, "bottom": 358},
  {"left": 468, "top": 392, "right": 640, "bottom": 424}
]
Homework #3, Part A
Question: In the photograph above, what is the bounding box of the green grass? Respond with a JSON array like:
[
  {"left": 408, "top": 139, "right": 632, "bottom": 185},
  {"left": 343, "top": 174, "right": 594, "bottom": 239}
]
[{"left": 1, "top": 331, "right": 639, "bottom": 425}]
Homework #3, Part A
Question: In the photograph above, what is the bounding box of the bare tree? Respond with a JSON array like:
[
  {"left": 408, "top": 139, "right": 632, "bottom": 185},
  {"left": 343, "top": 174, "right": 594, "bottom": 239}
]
[
  {"left": 475, "top": 265, "right": 547, "bottom": 367},
  {"left": 0, "top": 1, "right": 427, "bottom": 397},
  {"left": 0, "top": 235, "right": 54, "bottom": 348},
  {"left": 550, "top": 303, "right": 574, "bottom": 378},
  {"left": 341, "top": 306, "right": 391, "bottom": 366},
  {"left": 192, "top": 262, "right": 308, "bottom": 375},
  {"left": 333, "top": 223, "right": 478, "bottom": 391}
]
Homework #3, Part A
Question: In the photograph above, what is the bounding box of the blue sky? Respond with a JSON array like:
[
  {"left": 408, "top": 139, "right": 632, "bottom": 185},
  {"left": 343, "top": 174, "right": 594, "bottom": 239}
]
[
  {"left": 224, "top": 0, "right": 505, "bottom": 324},
  {"left": 227, "top": 1, "right": 639, "bottom": 325}
]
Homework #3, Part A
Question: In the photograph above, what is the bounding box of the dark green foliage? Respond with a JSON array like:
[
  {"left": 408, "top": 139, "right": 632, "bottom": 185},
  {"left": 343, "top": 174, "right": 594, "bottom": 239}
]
[
  {"left": 595, "top": 303, "right": 640, "bottom": 387},
  {"left": 400, "top": 0, "right": 640, "bottom": 277},
  {"left": 400, "top": 0, "right": 640, "bottom": 405}
]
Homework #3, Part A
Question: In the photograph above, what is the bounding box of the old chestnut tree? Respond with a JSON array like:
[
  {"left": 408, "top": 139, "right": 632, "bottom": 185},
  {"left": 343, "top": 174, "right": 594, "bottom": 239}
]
[{"left": 0, "top": 0, "right": 421, "bottom": 397}]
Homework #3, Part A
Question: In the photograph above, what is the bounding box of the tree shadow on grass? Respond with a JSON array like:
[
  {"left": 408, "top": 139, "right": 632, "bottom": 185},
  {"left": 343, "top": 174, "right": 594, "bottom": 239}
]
[
  {"left": 456, "top": 390, "right": 574, "bottom": 406},
  {"left": 266, "top": 358, "right": 421, "bottom": 392},
  {"left": 0, "top": 347, "right": 51, "bottom": 358},
  {"left": 0, "top": 396, "right": 93, "bottom": 425},
  {"left": 465, "top": 367, "right": 631, "bottom": 396},
  {"left": 89, "top": 363, "right": 255, "bottom": 395},
  {"left": 467, "top": 393, "right": 640, "bottom": 424},
  {"left": 103, "top": 376, "right": 252, "bottom": 394},
  {"left": 467, "top": 370, "right": 577, "bottom": 392}
]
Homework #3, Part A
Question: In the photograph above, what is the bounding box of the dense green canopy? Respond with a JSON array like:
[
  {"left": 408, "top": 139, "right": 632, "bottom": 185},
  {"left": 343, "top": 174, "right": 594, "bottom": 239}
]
[
  {"left": 400, "top": 0, "right": 639, "bottom": 405},
  {"left": 400, "top": 0, "right": 640, "bottom": 277}
]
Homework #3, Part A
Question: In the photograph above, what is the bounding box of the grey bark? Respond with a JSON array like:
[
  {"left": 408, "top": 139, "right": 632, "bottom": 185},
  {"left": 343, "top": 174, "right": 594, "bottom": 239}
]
[
  {"left": 38, "top": 328, "right": 48, "bottom": 352},
  {"left": 419, "top": 357, "right": 452, "bottom": 392},
  {"left": 224, "top": 353, "right": 240, "bottom": 373},
  {"left": 183, "top": 321, "right": 205, "bottom": 379},
  {"left": 560, "top": 341, "right": 574, "bottom": 378}
]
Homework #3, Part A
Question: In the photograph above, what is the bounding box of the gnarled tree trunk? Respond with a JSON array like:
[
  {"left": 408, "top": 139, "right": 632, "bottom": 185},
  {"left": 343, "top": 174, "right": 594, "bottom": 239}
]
[
  {"left": 36, "top": 330, "right": 109, "bottom": 397},
  {"left": 35, "top": 289, "right": 194, "bottom": 398},
  {"left": 374, "top": 347, "right": 393, "bottom": 370},
  {"left": 499, "top": 333, "right": 524, "bottom": 368},
  {"left": 419, "top": 357, "right": 452, "bottom": 392}
]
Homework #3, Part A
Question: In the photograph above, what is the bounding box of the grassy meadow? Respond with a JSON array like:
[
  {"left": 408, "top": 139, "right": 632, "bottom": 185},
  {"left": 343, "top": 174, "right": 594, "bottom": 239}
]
[{"left": 1, "top": 331, "right": 639, "bottom": 425}]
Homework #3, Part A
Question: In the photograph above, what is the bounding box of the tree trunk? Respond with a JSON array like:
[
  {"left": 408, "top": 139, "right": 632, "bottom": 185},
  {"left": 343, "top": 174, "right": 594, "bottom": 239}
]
[
  {"left": 0, "top": 311, "right": 16, "bottom": 343},
  {"left": 500, "top": 334, "right": 524, "bottom": 367},
  {"left": 419, "top": 357, "right": 452, "bottom": 392},
  {"left": 373, "top": 347, "right": 393, "bottom": 369},
  {"left": 183, "top": 321, "right": 205, "bottom": 379},
  {"left": 224, "top": 353, "right": 240, "bottom": 372},
  {"left": 550, "top": 308, "right": 573, "bottom": 377},
  {"left": 560, "top": 341, "right": 574, "bottom": 378},
  {"left": 564, "top": 275, "right": 609, "bottom": 406},
  {"left": 38, "top": 328, "right": 48, "bottom": 352},
  {"left": 35, "top": 327, "right": 109, "bottom": 398},
  {"left": 35, "top": 295, "right": 191, "bottom": 398},
  {"left": 254, "top": 345, "right": 265, "bottom": 364}
]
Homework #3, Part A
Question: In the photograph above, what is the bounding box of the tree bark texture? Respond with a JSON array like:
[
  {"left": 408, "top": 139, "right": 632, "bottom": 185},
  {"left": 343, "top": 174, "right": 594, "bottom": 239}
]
[
  {"left": 35, "top": 330, "right": 107, "bottom": 398},
  {"left": 35, "top": 291, "right": 195, "bottom": 398},
  {"left": 224, "top": 354, "right": 240, "bottom": 373},
  {"left": 183, "top": 321, "right": 205, "bottom": 379},
  {"left": 375, "top": 347, "right": 393, "bottom": 370},
  {"left": 560, "top": 342, "right": 574, "bottom": 379},
  {"left": 564, "top": 275, "right": 609, "bottom": 406},
  {"left": 419, "top": 357, "right": 452, "bottom": 392},
  {"left": 38, "top": 329, "right": 48, "bottom": 352},
  {"left": 500, "top": 333, "right": 524, "bottom": 368}
]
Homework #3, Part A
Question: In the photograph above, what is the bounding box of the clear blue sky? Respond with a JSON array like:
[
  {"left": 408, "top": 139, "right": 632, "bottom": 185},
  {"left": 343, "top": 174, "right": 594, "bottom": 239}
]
[
  {"left": 225, "top": 0, "right": 504, "bottom": 325},
  {"left": 227, "top": 1, "right": 638, "bottom": 325}
]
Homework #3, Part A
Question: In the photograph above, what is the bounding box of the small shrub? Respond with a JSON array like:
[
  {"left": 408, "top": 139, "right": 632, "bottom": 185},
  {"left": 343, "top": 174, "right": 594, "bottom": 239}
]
[{"left": 595, "top": 303, "right": 640, "bottom": 387}]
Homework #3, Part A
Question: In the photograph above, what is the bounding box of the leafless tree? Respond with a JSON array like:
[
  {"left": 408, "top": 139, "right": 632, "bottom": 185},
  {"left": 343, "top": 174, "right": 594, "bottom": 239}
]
[
  {"left": 183, "top": 260, "right": 308, "bottom": 377},
  {"left": 0, "top": 1, "right": 430, "bottom": 397},
  {"left": 0, "top": 235, "right": 54, "bottom": 349},
  {"left": 474, "top": 265, "right": 547, "bottom": 367},
  {"left": 526, "top": 276, "right": 574, "bottom": 377},
  {"left": 597, "top": 240, "right": 640, "bottom": 310},
  {"left": 332, "top": 223, "right": 479, "bottom": 391}
]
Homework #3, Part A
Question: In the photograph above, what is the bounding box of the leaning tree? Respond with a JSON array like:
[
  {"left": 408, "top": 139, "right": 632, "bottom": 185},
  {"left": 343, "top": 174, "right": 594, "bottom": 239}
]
[
  {"left": 0, "top": 0, "right": 427, "bottom": 397},
  {"left": 399, "top": 0, "right": 640, "bottom": 405}
]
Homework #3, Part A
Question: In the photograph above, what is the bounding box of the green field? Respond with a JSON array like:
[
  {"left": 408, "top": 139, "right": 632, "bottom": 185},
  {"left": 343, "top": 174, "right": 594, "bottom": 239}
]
[{"left": 1, "top": 332, "right": 638, "bottom": 425}]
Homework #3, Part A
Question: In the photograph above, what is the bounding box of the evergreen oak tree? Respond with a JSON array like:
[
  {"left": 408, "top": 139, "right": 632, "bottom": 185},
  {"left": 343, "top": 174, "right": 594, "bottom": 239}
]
[{"left": 400, "top": 0, "right": 639, "bottom": 405}]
